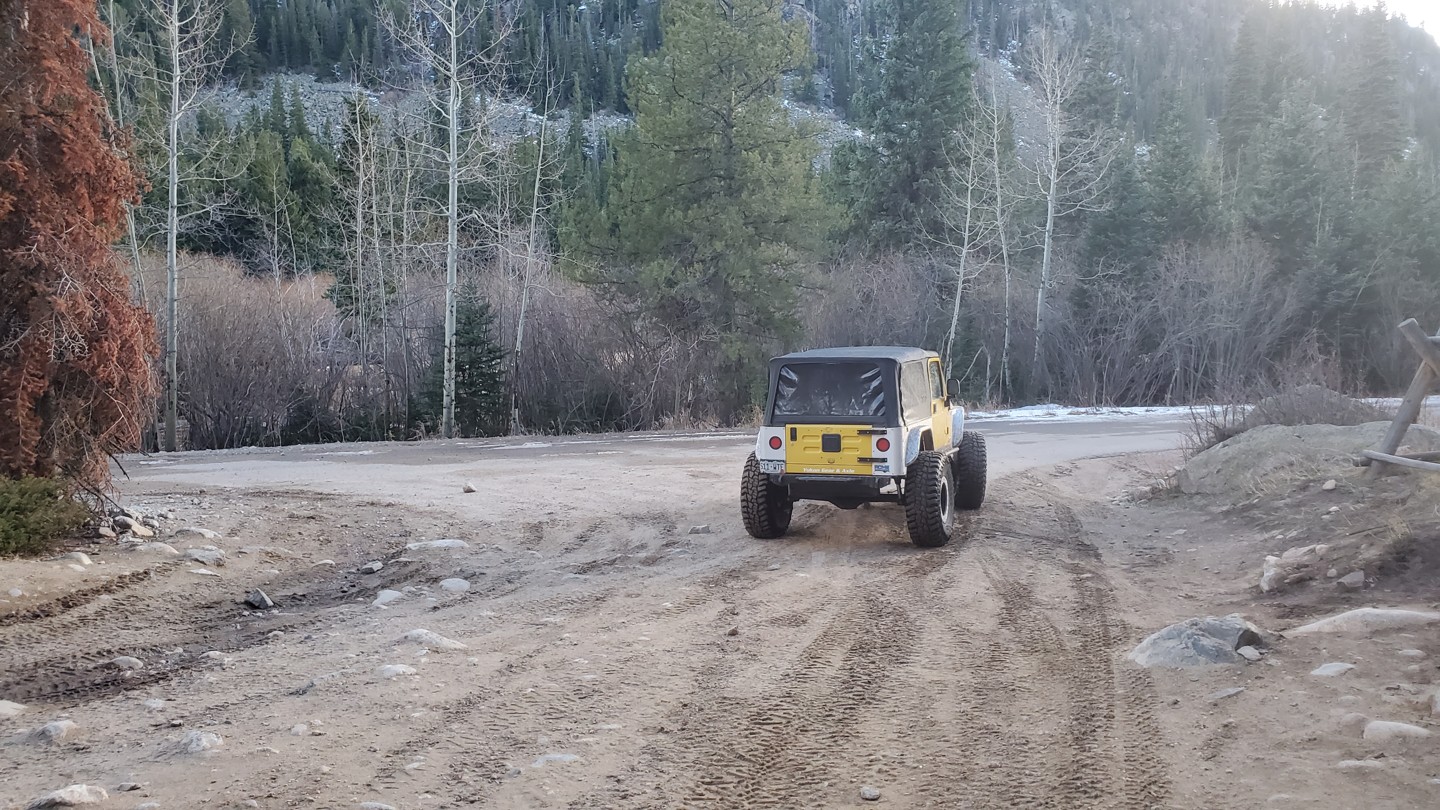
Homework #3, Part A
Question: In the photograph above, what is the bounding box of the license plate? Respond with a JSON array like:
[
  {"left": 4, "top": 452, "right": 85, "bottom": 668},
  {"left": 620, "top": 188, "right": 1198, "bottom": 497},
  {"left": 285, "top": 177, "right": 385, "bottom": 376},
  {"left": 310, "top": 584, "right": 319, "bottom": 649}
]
[{"left": 759, "top": 460, "right": 785, "bottom": 474}]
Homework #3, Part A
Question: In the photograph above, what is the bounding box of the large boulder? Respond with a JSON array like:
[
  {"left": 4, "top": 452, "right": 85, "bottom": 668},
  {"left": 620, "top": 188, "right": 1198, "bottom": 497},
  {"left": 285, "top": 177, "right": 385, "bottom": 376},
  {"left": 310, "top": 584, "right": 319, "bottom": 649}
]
[
  {"left": 1177, "top": 422, "right": 1440, "bottom": 496},
  {"left": 1128, "top": 614, "right": 1267, "bottom": 668}
]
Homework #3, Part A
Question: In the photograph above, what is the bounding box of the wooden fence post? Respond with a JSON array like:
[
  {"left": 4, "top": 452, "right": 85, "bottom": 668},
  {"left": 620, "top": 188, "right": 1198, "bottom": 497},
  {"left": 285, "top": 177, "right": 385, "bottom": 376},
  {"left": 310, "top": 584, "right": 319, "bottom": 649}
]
[{"left": 1365, "top": 319, "right": 1440, "bottom": 476}]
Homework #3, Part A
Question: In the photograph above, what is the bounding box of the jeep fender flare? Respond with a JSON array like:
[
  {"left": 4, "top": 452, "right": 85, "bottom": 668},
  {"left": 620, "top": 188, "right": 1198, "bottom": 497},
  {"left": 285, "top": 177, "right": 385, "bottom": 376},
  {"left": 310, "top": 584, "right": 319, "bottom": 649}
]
[
  {"left": 950, "top": 408, "right": 967, "bottom": 448},
  {"left": 904, "top": 427, "right": 931, "bottom": 467}
]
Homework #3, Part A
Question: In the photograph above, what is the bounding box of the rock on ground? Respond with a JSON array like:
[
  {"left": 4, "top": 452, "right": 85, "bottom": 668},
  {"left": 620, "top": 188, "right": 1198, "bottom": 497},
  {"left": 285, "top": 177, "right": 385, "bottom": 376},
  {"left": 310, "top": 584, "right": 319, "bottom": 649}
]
[
  {"left": 438, "top": 578, "right": 470, "bottom": 593},
  {"left": 860, "top": 785, "right": 882, "bottom": 801},
  {"left": 1337, "top": 571, "right": 1366, "bottom": 590},
  {"left": 29, "top": 719, "right": 78, "bottom": 743},
  {"left": 245, "top": 589, "right": 274, "bottom": 609},
  {"left": 184, "top": 547, "right": 226, "bottom": 567},
  {"left": 25, "top": 785, "right": 108, "bottom": 808},
  {"left": 110, "top": 656, "right": 144, "bottom": 670},
  {"left": 405, "top": 539, "right": 469, "bottom": 551},
  {"left": 129, "top": 543, "right": 178, "bottom": 556},
  {"left": 373, "top": 590, "right": 404, "bottom": 607},
  {"left": 173, "top": 527, "right": 221, "bottom": 540},
  {"left": 174, "top": 730, "right": 223, "bottom": 754},
  {"left": 401, "top": 629, "right": 467, "bottom": 651},
  {"left": 1311, "top": 662, "right": 1356, "bottom": 677},
  {"left": 0, "top": 699, "right": 24, "bottom": 718},
  {"left": 1287, "top": 608, "right": 1440, "bottom": 635},
  {"left": 358, "top": 804, "right": 397, "bottom": 810},
  {"left": 375, "top": 664, "right": 417, "bottom": 679},
  {"left": 360, "top": 561, "right": 383, "bottom": 574},
  {"left": 1127, "top": 614, "right": 1266, "bottom": 668},
  {"left": 1362, "top": 720, "right": 1432, "bottom": 743},
  {"left": 1335, "top": 759, "right": 1385, "bottom": 771}
]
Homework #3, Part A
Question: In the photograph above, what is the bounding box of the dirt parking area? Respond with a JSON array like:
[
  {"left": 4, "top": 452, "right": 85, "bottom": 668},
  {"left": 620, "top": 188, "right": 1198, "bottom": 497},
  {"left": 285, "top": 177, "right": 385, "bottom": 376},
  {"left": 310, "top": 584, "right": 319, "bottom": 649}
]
[{"left": 2, "top": 424, "right": 1437, "bottom": 809}]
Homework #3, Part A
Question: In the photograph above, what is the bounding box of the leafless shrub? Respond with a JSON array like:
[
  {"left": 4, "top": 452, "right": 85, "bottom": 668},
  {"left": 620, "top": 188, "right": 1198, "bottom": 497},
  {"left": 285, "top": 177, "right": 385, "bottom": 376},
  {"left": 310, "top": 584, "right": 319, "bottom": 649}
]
[{"left": 1184, "top": 338, "right": 1387, "bottom": 455}]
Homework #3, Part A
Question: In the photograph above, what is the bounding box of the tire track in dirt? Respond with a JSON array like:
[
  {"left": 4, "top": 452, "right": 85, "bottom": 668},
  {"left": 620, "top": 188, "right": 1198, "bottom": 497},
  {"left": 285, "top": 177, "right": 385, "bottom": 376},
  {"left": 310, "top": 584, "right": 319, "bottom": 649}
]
[{"left": 647, "top": 552, "right": 943, "bottom": 807}]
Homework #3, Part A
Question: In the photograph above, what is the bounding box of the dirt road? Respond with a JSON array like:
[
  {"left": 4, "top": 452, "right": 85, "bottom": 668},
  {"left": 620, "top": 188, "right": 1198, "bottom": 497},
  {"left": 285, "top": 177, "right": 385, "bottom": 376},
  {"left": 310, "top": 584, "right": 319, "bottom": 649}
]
[{"left": 0, "top": 417, "right": 1310, "bottom": 808}]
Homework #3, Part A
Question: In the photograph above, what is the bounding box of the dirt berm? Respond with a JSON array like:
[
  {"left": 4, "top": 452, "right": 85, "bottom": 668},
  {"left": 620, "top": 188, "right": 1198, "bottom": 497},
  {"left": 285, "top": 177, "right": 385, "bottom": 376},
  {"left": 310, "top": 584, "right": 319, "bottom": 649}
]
[{"left": 1175, "top": 420, "right": 1440, "bottom": 497}]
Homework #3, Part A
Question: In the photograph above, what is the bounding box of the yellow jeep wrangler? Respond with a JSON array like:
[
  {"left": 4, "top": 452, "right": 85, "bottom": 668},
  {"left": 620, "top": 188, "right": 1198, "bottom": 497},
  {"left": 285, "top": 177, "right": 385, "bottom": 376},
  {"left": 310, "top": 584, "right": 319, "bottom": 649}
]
[{"left": 741, "top": 346, "right": 986, "bottom": 547}]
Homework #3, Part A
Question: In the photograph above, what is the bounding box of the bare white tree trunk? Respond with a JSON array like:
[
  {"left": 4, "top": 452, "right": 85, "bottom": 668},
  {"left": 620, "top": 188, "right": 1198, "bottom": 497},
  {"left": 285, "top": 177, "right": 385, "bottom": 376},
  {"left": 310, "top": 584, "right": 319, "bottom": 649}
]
[
  {"left": 145, "top": 0, "right": 244, "bottom": 452},
  {"left": 1025, "top": 29, "right": 1117, "bottom": 397}
]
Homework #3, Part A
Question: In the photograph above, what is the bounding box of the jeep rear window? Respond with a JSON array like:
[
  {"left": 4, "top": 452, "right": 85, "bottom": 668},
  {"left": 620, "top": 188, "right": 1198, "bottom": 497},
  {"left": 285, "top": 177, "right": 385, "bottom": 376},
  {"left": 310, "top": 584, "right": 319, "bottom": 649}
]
[{"left": 773, "top": 363, "right": 887, "bottom": 420}]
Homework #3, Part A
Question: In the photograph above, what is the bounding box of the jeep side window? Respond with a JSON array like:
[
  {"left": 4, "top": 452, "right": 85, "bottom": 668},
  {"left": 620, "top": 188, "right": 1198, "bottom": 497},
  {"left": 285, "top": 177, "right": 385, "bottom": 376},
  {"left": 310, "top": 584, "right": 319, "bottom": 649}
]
[
  {"left": 900, "top": 361, "right": 931, "bottom": 423},
  {"left": 928, "top": 360, "right": 944, "bottom": 400}
]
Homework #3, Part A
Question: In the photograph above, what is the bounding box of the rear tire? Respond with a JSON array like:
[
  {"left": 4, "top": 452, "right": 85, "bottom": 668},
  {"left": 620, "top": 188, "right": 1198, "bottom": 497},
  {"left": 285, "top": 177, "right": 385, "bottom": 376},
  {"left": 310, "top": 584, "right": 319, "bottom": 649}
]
[
  {"left": 741, "top": 453, "right": 792, "bottom": 539},
  {"left": 953, "top": 431, "right": 987, "bottom": 510},
  {"left": 905, "top": 450, "right": 955, "bottom": 548}
]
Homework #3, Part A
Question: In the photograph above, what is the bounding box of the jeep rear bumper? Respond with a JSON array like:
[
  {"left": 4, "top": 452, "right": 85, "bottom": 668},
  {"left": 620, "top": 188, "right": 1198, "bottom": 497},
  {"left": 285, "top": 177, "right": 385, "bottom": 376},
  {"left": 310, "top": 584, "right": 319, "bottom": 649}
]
[{"left": 773, "top": 474, "right": 901, "bottom": 508}]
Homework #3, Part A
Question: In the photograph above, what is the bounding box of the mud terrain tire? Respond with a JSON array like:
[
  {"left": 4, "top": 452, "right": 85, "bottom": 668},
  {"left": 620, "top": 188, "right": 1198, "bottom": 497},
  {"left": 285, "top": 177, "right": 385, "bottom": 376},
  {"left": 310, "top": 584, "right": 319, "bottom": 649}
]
[
  {"left": 741, "top": 453, "right": 793, "bottom": 539},
  {"left": 905, "top": 450, "right": 955, "bottom": 548},
  {"left": 952, "top": 431, "right": 987, "bottom": 510}
]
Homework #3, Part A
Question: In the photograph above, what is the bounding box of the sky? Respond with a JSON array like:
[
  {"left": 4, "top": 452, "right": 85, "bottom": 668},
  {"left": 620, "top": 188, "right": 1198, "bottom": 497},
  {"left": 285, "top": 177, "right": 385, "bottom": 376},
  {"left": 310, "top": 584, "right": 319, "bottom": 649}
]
[{"left": 1317, "top": 0, "right": 1437, "bottom": 38}]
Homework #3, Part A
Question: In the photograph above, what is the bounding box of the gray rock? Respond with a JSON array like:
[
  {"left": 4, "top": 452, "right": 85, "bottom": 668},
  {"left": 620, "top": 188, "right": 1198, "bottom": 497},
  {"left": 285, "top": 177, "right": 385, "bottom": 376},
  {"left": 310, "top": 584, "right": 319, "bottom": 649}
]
[
  {"left": 174, "top": 730, "right": 223, "bottom": 754},
  {"left": 1209, "top": 687, "right": 1246, "bottom": 701},
  {"left": 244, "top": 589, "right": 274, "bottom": 610},
  {"left": 114, "top": 516, "right": 153, "bottom": 538},
  {"left": 358, "top": 804, "right": 397, "bottom": 810},
  {"left": 373, "top": 589, "right": 404, "bottom": 607},
  {"left": 184, "top": 547, "right": 226, "bottom": 567},
  {"left": 531, "top": 753, "right": 580, "bottom": 767},
  {"left": 24, "top": 784, "right": 108, "bottom": 808},
  {"left": 1237, "top": 645, "right": 1262, "bottom": 662},
  {"left": 129, "top": 542, "right": 178, "bottom": 556},
  {"left": 96, "top": 526, "right": 117, "bottom": 539},
  {"left": 116, "top": 783, "right": 142, "bottom": 792},
  {"left": 375, "top": 664, "right": 417, "bottom": 679},
  {"left": 1398, "top": 649, "right": 1425, "bottom": 658},
  {"left": 0, "top": 699, "right": 25, "bottom": 718},
  {"left": 438, "top": 578, "right": 470, "bottom": 593},
  {"left": 401, "top": 629, "right": 467, "bottom": 651},
  {"left": 405, "top": 539, "right": 469, "bottom": 551},
  {"left": 1337, "top": 571, "right": 1366, "bottom": 591},
  {"left": 1311, "top": 662, "right": 1356, "bottom": 677},
  {"left": 462, "top": 482, "right": 477, "bottom": 493},
  {"left": 142, "top": 698, "right": 166, "bottom": 711},
  {"left": 189, "top": 568, "right": 221, "bottom": 578},
  {"left": 688, "top": 525, "right": 712, "bottom": 535},
  {"left": 56, "top": 552, "right": 92, "bottom": 566},
  {"left": 1362, "top": 720, "right": 1432, "bottom": 743},
  {"left": 29, "top": 719, "right": 78, "bottom": 743},
  {"left": 1127, "top": 614, "right": 1266, "bottom": 668},
  {"left": 859, "top": 785, "right": 882, "bottom": 801},
  {"left": 360, "top": 561, "right": 383, "bottom": 574},
  {"left": 136, "top": 803, "right": 161, "bottom": 810},
  {"left": 1287, "top": 608, "right": 1440, "bottom": 635},
  {"left": 1322, "top": 479, "right": 1338, "bottom": 491},
  {"left": 173, "top": 527, "right": 220, "bottom": 540},
  {"left": 1335, "top": 759, "right": 1385, "bottom": 771},
  {"left": 111, "top": 656, "right": 144, "bottom": 670}
]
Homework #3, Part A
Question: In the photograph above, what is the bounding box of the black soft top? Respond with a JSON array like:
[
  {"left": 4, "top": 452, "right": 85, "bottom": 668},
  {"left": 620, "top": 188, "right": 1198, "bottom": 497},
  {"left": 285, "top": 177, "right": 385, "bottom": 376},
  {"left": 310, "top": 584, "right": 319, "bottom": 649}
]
[{"left": 773, "top": 346, "right": 937, "bottom": 364}]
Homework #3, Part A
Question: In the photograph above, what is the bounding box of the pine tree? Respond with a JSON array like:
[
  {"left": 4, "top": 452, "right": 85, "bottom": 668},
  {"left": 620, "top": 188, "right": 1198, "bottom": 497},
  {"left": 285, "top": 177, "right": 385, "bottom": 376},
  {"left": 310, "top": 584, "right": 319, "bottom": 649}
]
[
  {"left": 1219, "top": 12, "right": 1267, "bottom": 172},
  {"left": 566, "top": 0, "right": 831, "bottom": 417},
  {"left": 0, "top": 0, "right": 158, "bottom": 486},
  {"left": 839, "top": 0, "right": 973, "bottom": 248},
  {"left": 1341, "top": 7, "right": 1406, "bottom": 186},
  {"left": 425, "top": 297, "right": 507, "bottom": 437},
  {"left": 1144, "top": 93, "right": 1218, "bottom": 247}
]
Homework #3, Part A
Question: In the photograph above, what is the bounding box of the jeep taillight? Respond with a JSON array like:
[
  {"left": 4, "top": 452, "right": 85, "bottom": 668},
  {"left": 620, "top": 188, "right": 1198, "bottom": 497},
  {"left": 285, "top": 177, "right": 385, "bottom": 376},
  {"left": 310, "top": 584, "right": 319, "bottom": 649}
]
[
  {"left": 769, "top": 436, "right": 783, "bottom": 450},
  {"left": 875, "top": 437, "right": 891, "bottom": 452}
]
